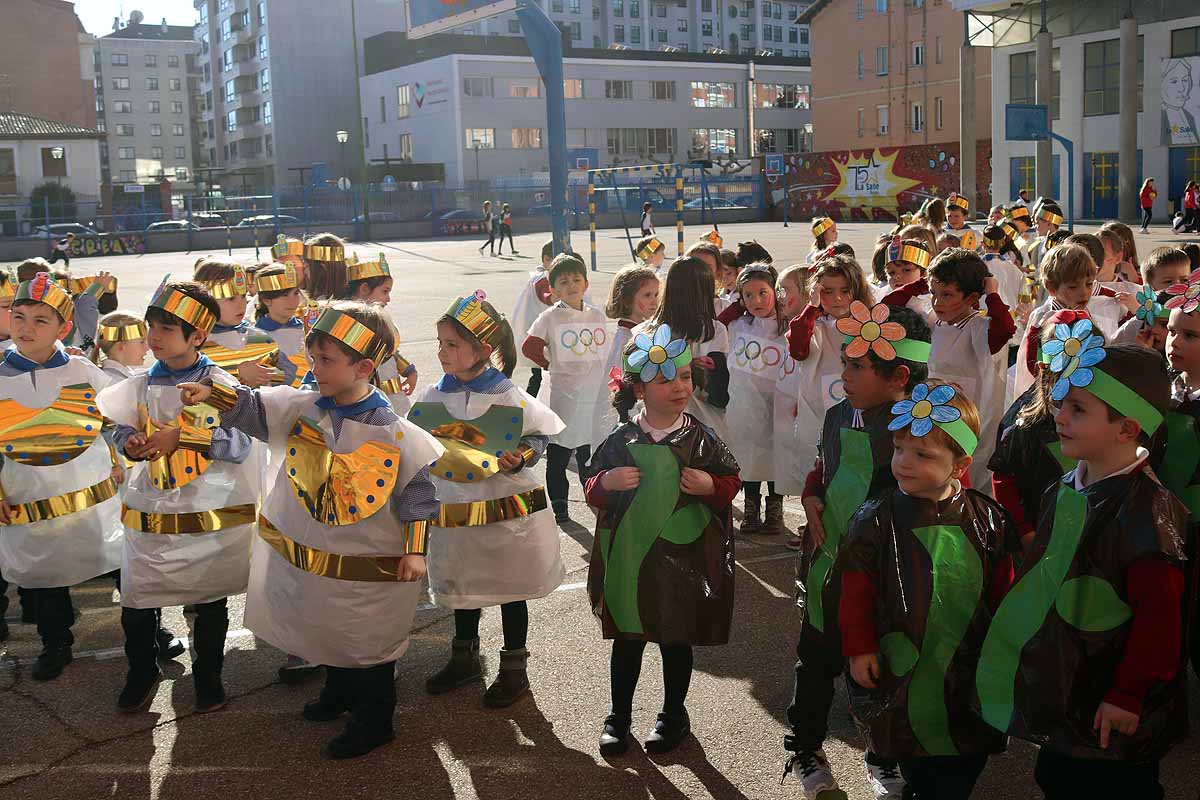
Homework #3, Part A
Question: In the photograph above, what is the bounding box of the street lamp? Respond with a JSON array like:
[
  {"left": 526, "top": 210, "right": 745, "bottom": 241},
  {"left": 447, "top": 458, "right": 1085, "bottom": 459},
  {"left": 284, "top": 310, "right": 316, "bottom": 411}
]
[
  {"left": 49, "top": 146, "right": 65, "bottom": 223},
  {"left": 336, "top": 130, "right": 349, "bottom": 189}
]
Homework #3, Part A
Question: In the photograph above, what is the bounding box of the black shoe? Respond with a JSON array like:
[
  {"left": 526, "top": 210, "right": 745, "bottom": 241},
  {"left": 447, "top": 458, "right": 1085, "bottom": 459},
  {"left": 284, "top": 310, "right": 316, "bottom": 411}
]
[
  {"left": 303, "top": 692, "right": 346, "bottom": 722},
  {"left": 278, "top": 658, "right": 323, "bottom": 685},
  {"left": 195, "top": 673, "right": 226, "bottom": 713},
  {"left": 0, "top": 619, "right": 8, "bottom": 642},
  {"left": 156, "top": 630, "right": 186, "bottom": 661},
  {"left": 552, "top": 500, "right": 569, "bottom": 524},
  {"left": 644, "top": 710, "right": 691, "bottom": 754},
  {"left": 324, "top": 721, "right": 395, "bottom": 760},
  {"left": 117, "top": 672, "right": 161, "bottom": 713},
  {"left": 599, "top": 713, "right": 632, "bottom": 756},
  {"left": 31, "top": 645, "right": 72, "bottom": 681}
]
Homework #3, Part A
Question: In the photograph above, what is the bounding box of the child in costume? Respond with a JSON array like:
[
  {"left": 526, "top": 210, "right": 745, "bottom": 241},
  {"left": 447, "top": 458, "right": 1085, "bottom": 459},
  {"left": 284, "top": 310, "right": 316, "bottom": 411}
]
[
  {"left": 302, "top": 233, "right": 350, "bottom": 302},
  {"left": 178, "top": 302, "right": 442, "bottom": 759},
  {"left": 1005, "top": 204, "right": 1038, "bottom": 264},
  {"left": 717, "top": 248, "right": 742, "bottom": 307},
  {"left": 586, "top": 324, "right": 741, "bottom": 756},
  {"left": 98, "top": 281, "right": 258, "bottom": 714},
  {"left": 773, "top": 264, "right": 810, "bottom": 545},
  {"left": 640, "top": 201, "right": 655, "bottom": 237},
  {"left": 874, "top": 238, "right": 935, "bottom": 321},
  {"left": 194, "top": 258, "right": 280, "bottom": 388},
  {"left": 95, "top": 313, "right": 149, "bottom": 381},
  {"left": 980, "top": 224, "right": 1030, "bottom": 326},
  {"left": 522, "top": 254, "right": 607, "bottom": 522},
  {"left": 784, "top": 302, "right": 931, "bottom": 800},
  {"left": 1026, "top": 201, "right": 1064, "bottom": 269},
  {"left": 944, "top": 192, "right": 979, "bottom": 251},
  {"left": 0, "top": 270, "right": 14, "bottom": 348},
  {"left": 839, "top": 383, "right": 1016, "bottom": 798},
  {"left": 635, "top": 235, "right": 667, "bottom": 277},
  {"left": 339, "top": 253, "right": 418, "bottom": 413},
  {"left": 0, "top": 274, "right": 123, "bottom": 679},
  {"left": 807, "top": 217, "right": 838, "bottom": 264},
  {"left": 725, "top": 263, "right": 787, "bottom": 534},
  {"left": 270, "top": 235, "right": 306, "bottom": 287},
  {"left": 251, "top": 264, "right": 309, "bottom": 387},
  {"left": 594, "top": 264, "right": 659, "bottom": 446},
  {"left": 512, "top": 240, "right": 556, "bottom": 397},
  {"left": 416, "top": 292, "right": 564, "bottom": 708},
  {"left": 976, "top": 345, "right": 1187, "bottom": 799},
  {"left": 1099, "top": 221, "right": 1141, "bottom": 284}
]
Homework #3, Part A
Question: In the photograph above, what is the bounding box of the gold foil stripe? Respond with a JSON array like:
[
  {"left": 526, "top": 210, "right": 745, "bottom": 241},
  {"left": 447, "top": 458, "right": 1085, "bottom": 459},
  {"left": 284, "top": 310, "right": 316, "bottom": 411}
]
[
  {"left": 1039, "top": 210, "right": 1064, "bottom": 226},
  {"left": 3, "top": 477, "right": 118, "bottom": 526},
  {"left": 122, "top": 503, "right": 257, "bottom": 534},
  {"left": 304, "top": 244, "right": 344, "bottom": 262},
  {"left": 435, "top": 488, "right": 548, "bottom": 528},
  {"left": 97, "top": 322, "right": 147, "bottom": 342},
  {"left": 379, "top": 376, "right": 406, "bottom": 395},
  {"left": 811, "top": 218, "right": 833, "bottom": 238},
  {"left": 259, "top": 516, "right": 426, "bottom": 582},
  {"left": 898, "top": 243, "right": 931, "bottom": 269},
  {"left": 153, "top": 288, "right": 216, "bottom": 333}
]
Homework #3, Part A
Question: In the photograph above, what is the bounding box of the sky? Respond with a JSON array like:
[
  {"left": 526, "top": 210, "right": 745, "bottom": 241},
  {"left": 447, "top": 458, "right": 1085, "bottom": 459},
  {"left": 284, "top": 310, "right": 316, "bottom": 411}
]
[{"left": 74, "top": 0, "right": 199, "bottom": 37}]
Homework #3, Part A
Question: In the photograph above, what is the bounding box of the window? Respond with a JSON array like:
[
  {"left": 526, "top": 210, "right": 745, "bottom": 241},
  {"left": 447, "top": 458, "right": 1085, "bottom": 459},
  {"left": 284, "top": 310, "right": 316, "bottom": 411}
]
[
  {"left": 111, "top": 53, "right": 128, "bottom": 66},
  {"left": 1083, "top": 38, "right": 1141, "bottom": 116},
  {"left": 112, "top": 77, "right": 130, "bottom": 90},
  {"left": 175, "top": 146, "right": 187, "bottom": 159},
  {"left": 259, "top": 35, "right": 268, "bottom": 59},
  {"left": 509, "top": 79, "right": 542, "bottom": 98},
  {"left": 512, "top": 128, "right": 542, "bottom": 148},
  {"left": 265, "top": 134, "right": 273, "bottom": 156},
  {"left": 115, "top": 124, "right": 134, "bottom": 136},
  {"left": 552, "top": 0, "right": 564, "bottom": 11},
  {"left": 1172, "top": 26, "right": 1200, "bottom": 57},
  {"left": 606, "top": 128, "right": 676, "bottom": 155},
  {"left": 144, "top": 54, "right": 157, "bottom": 68},
  {"left": 564, "top": 79, "right": 584, "bottom": 98},
  {"left": 650, "top": 80, "right": 675, "bottom": 101},
  {"left": 857, "top": 107, "right": 865, "bottom": 137},
  {"left": 173, "top": 123, "right": 185, "bottom": 136},
  {"left": 613, "top": 0, "right": 624, "bottom": 16},
  {"left": 875, "top": 46, "right": 889, "bottom": 75},
  {"left": 225, "top": 79, "right": 236, "bottom": 101},
  {"left": 226, "top": 111, "right": 237, "bottom": 132},
  {"left": 117, "top": 147, "right": 136, "bottom": 159},
  {"left": 398, "top": 132, "right": 413, "bottom": 160},
  {"left": 258, "top": 2, "right": 267, "bottom": 25},
  {"left": 171, "top": 100, "right": 184, "bottom": 114},
  {"left": 146, "top": 77, "right": 159, "bottom": 91},
  {"left": 690, "top": 128, "right": 738, "bottom": 155},
  {"left": 605, "top": 80, "right": 634, "bottom": 99},
  {"left": 911, "top": 101, "right": 923, "bottom": 132},
  {"left": 877, "top": 104, "right": 889, "bottom": 134},
  {"left": 935, "top": 35, "right": 943, "bottom": 64},
  {"left": 465, "top": 128, "right": 495, "bottom": 148},
  {"left": 262, "top": 101, "right": 272, "bottom": 124},
  {"left": 151, "top": 146, "right": 164, "bottom": 159},
  {"left": 120, "top": 170, "right": 136, "bottom": 182},
  {"left": 508, "top": 19, "right": 521, "bottom": 33},
  {"left": 755, "top": 83, "right": 809, "bottom": 109},
  {"left": 875, "top": 0, "right": 887, "bottom": 12},
  {"left": 911, "top": 41, "right": 924, "bottom": 66},
  {"left": 568, "top": 21, "right": 581, "bottom": 40},
  {"left": 260, "top": 68, "right": 270, "bottom": 91},
  {"left": 150, "top": 123, "right": 163, "bottom": 136},
  {"left": 856, "top": 0, "right": 864, "bottom": 18},
  {"left": 935, "top": 96, "right": 943, "bottom": 129},
  {"left": 397, "top": 84, "right": 411, "bottom": 117},
  {"left": 114, "top": 100, "right": 133, "bottom": 113},
  {"left": 41, "top": 147, "right": 67, "bottom": 177},
  {"left": 631, "top": 26, "right": 641, "bottom": 44},
  {"left": 167, "top": 78, "right": 181, "bottom": 91},
  {"left": 857, "top": 50, "right": 865, "bottom": 79},
  {"left": 168, "top": 54, "right": 180, "bottom": 68},
  {"left": 678, "top": 18, "right": 688, "bottom": 31},
  {"left": 614, "top": 24, "right": 624, "bottom": 42},
  {"left": 463, "top": 77, "right": 493, "bottom": 97},
  {"left": 570, "top": 0, "right": 580, "bottom": 11},
  {"left": 175, "top": 167, "right": 189, "bottom": 181},
  {"left": 657, "top": 28, "right": 668, "bottom": 43},
  {"left": 702, "top": 19, "right": 713, "bottom": 36},
  {"left": 690, "top": 81, "right": 736, "bottom": 108}
]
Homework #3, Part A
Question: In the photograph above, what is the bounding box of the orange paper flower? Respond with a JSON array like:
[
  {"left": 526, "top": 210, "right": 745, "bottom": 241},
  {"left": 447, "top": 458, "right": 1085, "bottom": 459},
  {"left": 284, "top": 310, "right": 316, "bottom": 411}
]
[{"left": 836, "top": 301, "right": 906, "bottom": 361}]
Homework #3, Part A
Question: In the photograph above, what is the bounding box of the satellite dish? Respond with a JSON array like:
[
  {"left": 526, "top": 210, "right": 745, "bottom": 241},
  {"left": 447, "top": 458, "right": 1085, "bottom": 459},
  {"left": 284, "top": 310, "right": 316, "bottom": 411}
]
[{"left": 129, "top": 10, "right": 144, "bottom": 25}]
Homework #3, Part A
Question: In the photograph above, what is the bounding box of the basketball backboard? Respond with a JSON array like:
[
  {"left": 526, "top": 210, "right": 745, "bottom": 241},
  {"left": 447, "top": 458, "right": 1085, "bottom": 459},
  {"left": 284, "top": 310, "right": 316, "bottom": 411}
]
[
  {"left": 1005, "top": 104, "right": 1050, "bottom": 141},
  {"left": 406, "top": 0, "right": 518, "bottom": 40}
]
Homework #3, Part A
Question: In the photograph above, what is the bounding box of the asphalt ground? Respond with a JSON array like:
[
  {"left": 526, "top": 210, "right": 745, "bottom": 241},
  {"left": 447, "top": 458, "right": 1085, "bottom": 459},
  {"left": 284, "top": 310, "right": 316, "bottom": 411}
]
[{"left": 2, "top": 221, "right": 1198, "bottom": 799}]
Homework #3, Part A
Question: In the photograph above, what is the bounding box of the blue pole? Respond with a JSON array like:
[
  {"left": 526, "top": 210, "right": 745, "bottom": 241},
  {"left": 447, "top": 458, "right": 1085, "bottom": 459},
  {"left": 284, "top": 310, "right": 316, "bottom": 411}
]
[
  {"left": 272, "top": 192, "right": 280, "bottom": 240},
  {"left": 516, "top": 0, "right": 569, "bottom": 256},
  {"left": 782, "top": 160, "right": 789, "bottom": 228},
  {"left": 186, "top": 195, "right": 194, "bottom": 252}
]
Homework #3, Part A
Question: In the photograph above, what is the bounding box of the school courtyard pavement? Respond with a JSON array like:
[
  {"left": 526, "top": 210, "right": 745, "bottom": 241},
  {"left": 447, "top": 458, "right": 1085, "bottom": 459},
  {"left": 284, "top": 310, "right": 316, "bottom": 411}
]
[{"left": 2, "top": 221, "right": 1197, "bottom": 799}]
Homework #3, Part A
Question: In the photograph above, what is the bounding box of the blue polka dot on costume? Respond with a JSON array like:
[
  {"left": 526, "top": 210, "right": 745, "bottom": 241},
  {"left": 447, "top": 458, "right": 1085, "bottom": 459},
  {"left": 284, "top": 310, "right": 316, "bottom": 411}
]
[
  {"left": 511, "top": 416, "right": 518, "bottom": 424},
  {"left": 5, "top": 445, "right": 11, "bottom": 452},
  {"left": 84, "top": 393, "right": 92, "bottom": 399},
  {"left": 444, "top": 471, "right": 453, "bottom": 479},
  {"left": 505, "top": 433, "right": 513, "bottom": 441},
  {"left": 376, "top": 479, "right": 385, "bottom": 487},
  {"left": 207, "top": 416, "right": 215, "bottom": 424},
  {"left": 169, "top": 477, "right": 177, "bottom": 486},
  {"left": 42, "top": 456, "right": 50, "bottom": 464},
  {"left": 289, "top": 448, "right": 296, "bottom": 456},
  {"left": 87, "top": 406, "right": 96, "bottom": 413},
  {"left": 348, "top": 505, "right": 357, "bottom": 515},
  {"left": 85, "top": 424, "right": 93, "bottom": 431},
  {"left": 294, "top": 425, "right": 302, "bottom": 435},
  {"left": 327, "top": 513, "right": 335, "bottom": 522},
  {"left": 289, "top": 468, "right": 296, "bottom": 476},
  {"left": 466, "top": 472, "right": 475, "bottom": 480},
  {"left": 482, "top": 460, "right": 490, "bottom": 469},
  {"left": 384, "top": 459, "right": 393, "bottom": 467},
  {"left": 185, "top": 466, "right": 193, "bottom": 474},
  {"left": 412, "top": 409, "right": 421, "bottom": 416},
  {"left": 367, "top": 494, "right": 375, "bottom": 503}
]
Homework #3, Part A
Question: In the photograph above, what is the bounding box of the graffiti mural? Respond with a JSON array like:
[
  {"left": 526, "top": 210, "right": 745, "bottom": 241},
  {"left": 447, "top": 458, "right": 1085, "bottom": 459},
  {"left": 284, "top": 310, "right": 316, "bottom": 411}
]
[
  {"left": 67, "top": 234, "right": 146, "bottom": 257},
  {"left": 764, "top": 141, "right": 993, "bottom": 223}
]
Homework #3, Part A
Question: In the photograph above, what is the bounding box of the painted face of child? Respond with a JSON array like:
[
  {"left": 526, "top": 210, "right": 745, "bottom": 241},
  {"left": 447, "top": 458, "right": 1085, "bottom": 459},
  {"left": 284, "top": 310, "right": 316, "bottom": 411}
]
[
  {"left": 947, "top": 207, "right": 965, "bottom": 229},
  {"left": 631, "top": 278, "right": 660, "bottom": 323},
  {"left": 929, "top": 277, "right": 978, "bottom": 324},
  {"left": 308, "top": 336, "right": 371, "bottom": 399},
  {"left": 147, "top": 318, "right": 202, "bottom": 365},
  {"left": 436, "top": 320, "right": 487, "bottom": 378},
  {"left": 891, "top": 429, "right": 970, "bottom": 500},
  {"left": 776, "top": 275, "right": 805, "bottom": 320},
  {"left": 1101, "top": 238, "right": 1122, "bottom": 270},
  {"left": 0, "top": 296, "right": 12, "bottom": 338},
  {"left": 109, "top": 337, "right": 150, "bottom": 368},
  {"left": 216, "top": 295, "right": 248, "bottom": 327},
  {"left": 358, "top": 278, "right": 393, "bottom": 307},
  {"left": 265, "top": 287, "right": 303, "bottom": 323},
  {"left": 840, "top": 354, "right": 901, "bottom": 410},
  {"left": 1167, "top": 307, "right": 1200, "bottom": 376},
  {"left": 1054, "top": 385, "right": 1135, "bottom": 462},
  {"left": 741, "top": 278, "right": 776, "bottom": 319},
  {"left": 818, "top": 275, "right": 853, "bottom": 319},
  {"left": 552, "top": 271, "right": 588, "bottom": 308},
  {"left": 10, "top": 303, "right": 70, "bottom": 364},
  {"left": 1049, "top": 277, "right": 1095, "bottom": 310},
  {"left": 885, "top": 261, "right": 922, "bottom": 290},
  {"left": 1151, "top": 261, "right": 1191, "bottom": 293},
  {"left": 1143, "top": 316, "right": 1169, "bottom": 354},
  {"left": 635, "top": 364, "right": 693, "bottom": 420}
]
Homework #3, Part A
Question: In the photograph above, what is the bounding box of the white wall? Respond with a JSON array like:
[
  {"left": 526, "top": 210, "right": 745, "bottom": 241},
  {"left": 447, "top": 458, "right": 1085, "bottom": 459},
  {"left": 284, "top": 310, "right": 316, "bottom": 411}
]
[{"left": 7, "top": 139, "right": 103, "bottom": 197}]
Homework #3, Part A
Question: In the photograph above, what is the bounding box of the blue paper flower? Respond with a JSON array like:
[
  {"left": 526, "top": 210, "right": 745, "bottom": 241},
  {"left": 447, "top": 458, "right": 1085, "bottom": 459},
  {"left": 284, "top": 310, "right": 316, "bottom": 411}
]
[
  {"left": 626, "top": 324, "right": 688, "bottom": 382},
  {"left": 1041, "top": 318, "right": 1105, "bottom": 401},
  {"left": 888, "top": 382, "right": 961, "bottom": 437},
  {"left": 1135, "top": 285, "right": 1162, "bottom": 325}
]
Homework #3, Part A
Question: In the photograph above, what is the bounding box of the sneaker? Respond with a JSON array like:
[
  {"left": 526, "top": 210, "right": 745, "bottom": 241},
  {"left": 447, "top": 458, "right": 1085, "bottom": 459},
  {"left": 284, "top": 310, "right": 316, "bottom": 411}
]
[
  {"left": 865, "top": 759, "right": 905, "bottom": 799},
  {"left": 599, "top": 713, "right": 632, "bottom": 756},
  {"left": 156, "top": 629, "right": 186, "bottom": 661},
  {"left": 31, "top": 645, "right": 73, "bottom": 681},
  {"left": 195, "top": 673, "right": 227, "bottom": 713},
  {"left": 117, "top": 672, "right": 161, "bottom": 713},
  {"left": 783, "top": 750, "right": 845, "bottom": 800}
]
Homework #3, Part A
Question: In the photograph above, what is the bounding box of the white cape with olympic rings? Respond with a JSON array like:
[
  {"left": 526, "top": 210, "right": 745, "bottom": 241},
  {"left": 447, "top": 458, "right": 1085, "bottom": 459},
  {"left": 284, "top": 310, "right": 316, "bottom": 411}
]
[
  {"left": 727, "top": 316, "right": 786, "bottom": 481},
  {"left": 527, "top": 302, "right": 610, "bottom": 450}
]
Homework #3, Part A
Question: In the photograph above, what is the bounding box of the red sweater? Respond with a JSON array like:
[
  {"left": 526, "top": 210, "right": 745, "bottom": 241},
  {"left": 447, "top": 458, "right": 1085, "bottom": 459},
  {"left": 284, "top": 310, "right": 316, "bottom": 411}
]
[
  {"left": 786, "top": 304, "right": 823, "bottom": 360},
  {"left": 521, "top": 335, "right": 550, "bottom": 369},
  {"left": 881, "top": 279, "right": 1015, "bottom": 355}
]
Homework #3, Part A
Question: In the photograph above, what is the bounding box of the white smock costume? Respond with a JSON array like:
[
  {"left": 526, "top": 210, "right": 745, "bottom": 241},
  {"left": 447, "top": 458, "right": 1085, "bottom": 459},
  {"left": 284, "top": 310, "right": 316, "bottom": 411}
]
[
  {"left": 794, "top": 314, "right": 849, "bottom": 479},
  {"left": 0, "top": 351, "right": 122, "bottom": 587},
  {"left": 982, "top": 253, "right": 1027, "bottom": 337},
  {"left": 97, "top": 357, "right": 260, "bottom": 607},
  {"left": 513, "top": 268, "right": 553, "bottom": 368},
  {"left": 773, "top": 343, "right": 806, "bottom": 496},
  {"left": 254, "top": 315, "right": 309, "bottom": 387},
  {"left": 375, "top": 350, "right": 415, "bottom": 415},
  {"left": 591, "top": 320, "right": 636, "bottom": 448},
  {"left": 413, "top": 370, "right": 566, "bottom": 609},
  {"left": 528, "top": 301, "right": 609, "bottom": 450},
  {"left": 726, "top": 314, "right": 786, "bottom": 482}
]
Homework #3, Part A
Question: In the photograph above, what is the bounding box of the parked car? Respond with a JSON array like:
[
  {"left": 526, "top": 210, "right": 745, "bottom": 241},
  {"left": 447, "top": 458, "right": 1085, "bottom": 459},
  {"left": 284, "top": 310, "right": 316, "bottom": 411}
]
[
  {"left": 437, "top": 209, "right": 478, "bottom": 221},
  {"left": 32, "top": 223, "right": 99, "bottom": 237},
  {"left": 682, "top": 197, "right": 749, "bottom": 210},
  {"left": 234, "top": 214, "right": 302, "bottom": 228},
  {"left": 147, "top": 220, "right": 200, "bottom": 232},
  {"left": 350, "top": 211, "right": 404, "bottom": 224},
  {"left": 190, "top": 212, "right": 227, "bottom": 228},
  {"left": 421, "top": 208, "right": 462, "bottom": 220}
]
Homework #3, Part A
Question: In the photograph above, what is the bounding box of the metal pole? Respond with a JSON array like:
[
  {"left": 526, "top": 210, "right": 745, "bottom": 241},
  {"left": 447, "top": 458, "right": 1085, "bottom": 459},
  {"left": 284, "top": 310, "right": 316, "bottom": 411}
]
[
  {"left": 1035, "top": 1, "right": 1053, "bottom": 200},
  {"left": 747, "top": 60, "right": 756, "bottom": 158},
  {"left": 252, "top": 199, "right": 259, "bottom": 260},
  {"left": 350, "top": 0, "right": 371, "bottom": 241},
  {"left": 959, "top": 12, "right": 977, "bottom": 212},
  {"left": 1117, "top": 11, "right": 1139, "bottom": 223},
  {"left": 675, "top": 167, "right": 684, "bottom": 255},
  {"left": 186, "top": 195, "right": 194, "bottom": 252},
  {"left": 782, "top": 159, "right": 789, "bottom": 227},
  {"left": 588, "top": 177, "right": 597, "bottom": 272}
]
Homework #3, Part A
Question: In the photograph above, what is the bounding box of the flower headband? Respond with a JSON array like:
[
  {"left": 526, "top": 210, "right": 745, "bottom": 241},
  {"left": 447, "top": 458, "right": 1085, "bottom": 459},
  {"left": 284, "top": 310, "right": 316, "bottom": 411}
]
[
  {"left": 886, "top": 237, "right": 931, "bottom": 269},
  {"left": 947, "top": 193, "right": 970, "bottom": 212},
  {"left": 636, "top": 237, "right": 664, "bottom": 261},
  {"left": 445, "top": 290, "right": 504, "bottom": 349},
  {"left": 624, "top": 323, "right": 692, "bottom": 382},
  {"left": 1164, "top": 269, "right": 1200, "bottom": 314},
  {"left": 202, "top": 265, "right": 249, "bottom": 299},
  {"left": 311, "top": 307, "right": 388, "bottom": 363},
  {"left": 811, "top": 217, "right": 834, "bottom": 238},
  {"left": 836, "top": 301, "right": 930, "bottom": 363},
  {"left": 255, "top": 265, "right": 300, "bottom": 293},
  {"left": 346, "top": 252, "right": 390, "bottom": 282},
  {"left": 888, "top": 383, "right": 977, "bottom": 456},
  {"left": 97, "top": 320, "right": 147, "bottom": 343},
  {"left": 1135, "top": 285, "right": 1169, "bottom": 325},
  {"left": 15, "top": 273, "right": 74, "bottom": 323},
  {"left": 1045, "top": 319, "right": 1163, "bottom": 434}
]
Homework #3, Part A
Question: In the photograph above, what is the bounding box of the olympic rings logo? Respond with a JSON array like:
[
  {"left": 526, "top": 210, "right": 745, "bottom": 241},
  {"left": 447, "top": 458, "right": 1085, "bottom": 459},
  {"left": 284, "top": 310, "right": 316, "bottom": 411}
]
[
  {"left": 733, "top": 335, "right": 784, "bottom": 373},
  {"left": 558, "top": 326, "right": 608, "bottom": 357},
  {"left": 778, "top": 353, "right": 797, "bottom": 379}
]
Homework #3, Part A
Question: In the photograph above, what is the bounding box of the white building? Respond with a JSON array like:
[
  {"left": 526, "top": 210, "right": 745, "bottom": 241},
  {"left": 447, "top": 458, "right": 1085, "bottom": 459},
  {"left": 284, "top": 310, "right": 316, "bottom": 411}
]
[
  {"left": 0, "top": 112, "right": 104, "bottom": 234},
  {"left": 962, "top": 0, "right": 1200, "bottom": 220},
  {"left": 361, "top": 34, "right": 812, "bottom": 186}
]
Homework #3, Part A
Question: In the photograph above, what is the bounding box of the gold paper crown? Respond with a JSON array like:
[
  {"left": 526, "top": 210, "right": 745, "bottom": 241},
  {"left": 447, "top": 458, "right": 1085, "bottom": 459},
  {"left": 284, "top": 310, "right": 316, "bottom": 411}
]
[
  {"left": 1038, "top": 208, "right": 1064, "bottom": 226},
  {"left": 346, "top": 252, "right": 390, "bottom": 282},
  {"left": 15, "top": 273, "right": 74, "bottom": 323},
  {"left": 812, "top": 217, "right": 834, "bottom": 238},
  {"left": 947, "top": 193, "right": 970, "bottom": 212},
  {"left": 983, "top": 227, "right": 1010, "bottom": 247},
  {"left": 311, "top": 307, "right": 388, "bottom": 363},
  {"left": 636, "top": 237, "right": 664, "bottom": 261},
  {"left": 1001, "top": 222, "right": 1019, "bottom": 241},
  {"left": 255, "top": 265, "right": 300, "bottom": 293},
  {"left": 894, "top": 242, "right": 931, "bottom": 269},
  {"left": 1008, "top": 205, "right": 1031, "bottom": 221},
  {"left": 304, "top": 242, "right": 345, "bottom": 262},
  {"left": 445, "top": 290, "right": 503, "bottom": 349},
  {"left": 202, "top": 265, "right": 249, "bottom": 299},
  {"left": 97, "top": 320, "right": 147, "bottom": 343},
  {"left": 150, "top": 286, "right": 216, "bottom": 333},
  {"left": 0, "top": 270, "right": 16, "bottom": 300},
  {"left": 700, "top": 229, "right": 723, "bottom": 248},
  {"left": 272, "top": 234, "right": 304, "bottom": 260}
]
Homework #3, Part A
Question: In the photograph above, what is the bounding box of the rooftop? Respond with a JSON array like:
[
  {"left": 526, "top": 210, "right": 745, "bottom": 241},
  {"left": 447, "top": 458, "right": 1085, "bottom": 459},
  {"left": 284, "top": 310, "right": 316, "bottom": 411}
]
[
  {"left": 102, "top": 22, "right": 196, "bottom": 41},
  {"left": 0, "top": 112, "right": 105, "bottom": 140}
]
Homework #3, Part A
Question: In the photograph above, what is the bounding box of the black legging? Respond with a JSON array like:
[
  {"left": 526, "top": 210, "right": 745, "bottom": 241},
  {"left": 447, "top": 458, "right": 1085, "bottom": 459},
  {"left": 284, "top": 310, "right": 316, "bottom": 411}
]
[
  {"left": 743, "top": 481, "right": 777, "bottom": 499},
  {"left": 1142, "top": 207, "right": 1153, "bottom": 229},
  {"left": 454, "top": 602, "right": 528, "bottom": 651},
  {"left": 610, "top": 639, "right": 693, "bottom": 717},
  {"left": 546, "top": 443, "right": 591, "bottom": 507},
  {"left": 480, "top": 223, "right": 495, "bottom": 253}
]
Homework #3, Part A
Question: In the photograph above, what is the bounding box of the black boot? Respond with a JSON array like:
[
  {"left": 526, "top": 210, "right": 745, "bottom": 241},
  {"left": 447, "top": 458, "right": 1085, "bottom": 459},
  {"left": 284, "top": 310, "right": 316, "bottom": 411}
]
[
  {"left": 762, "top": 494, "right": 785, "bottom": 535},
  {"left": 324, "top": 718, "right": 395, "bottom": 760},
  {"left": 156, "top": 628, "right": 185, "bottom": 661},
  {"left": 31, "top": 644, "right": 73, "bottom": 681},
  {"left": 117, "top": 671, "right": 161, "bottom": 712},
  {"left": 482, "top": 647, "right": 529, "bottom": 708},
  {"left": 740, "top": 492, "right": 762, "bottom": 534},
  {"left": 424, "top": 638, "right": 482, "bottom": 694},
  {"left": 303, "top": 690, "right": 347, "bottom": 722},
  {"left": 194, "top": 670, "right": 227, "bottom": 713},
  {"left": 644, "top": 709, "right": 691, "bottom": 754},
  {"left": 599, "top": 713, "right": 632, "bottom": 756}
]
